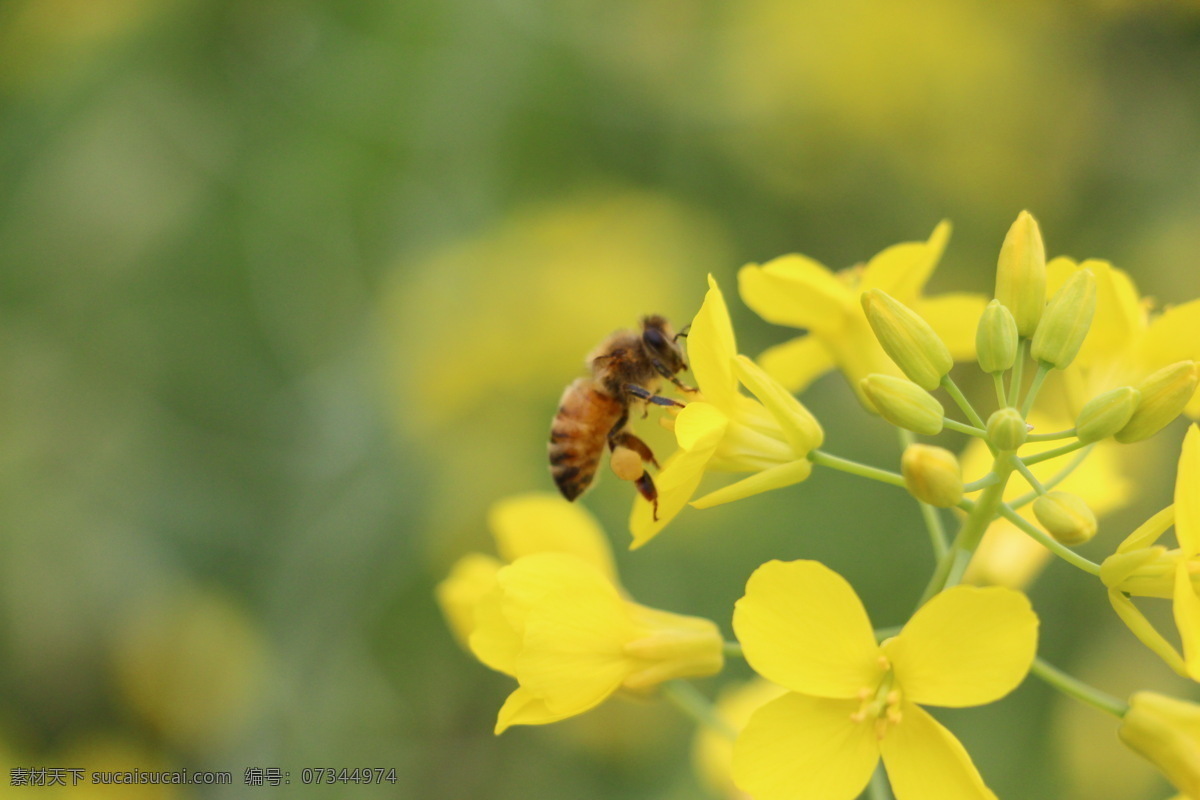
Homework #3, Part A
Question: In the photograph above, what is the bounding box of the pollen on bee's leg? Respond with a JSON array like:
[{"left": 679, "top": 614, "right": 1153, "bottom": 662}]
[{"left": 611, "top": 446, "right": 646, "bottom": 482}]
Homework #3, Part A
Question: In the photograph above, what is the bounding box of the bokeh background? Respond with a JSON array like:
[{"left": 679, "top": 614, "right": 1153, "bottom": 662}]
[{"left": 2, "top": 0, "right": 1200, "bottom": 797}]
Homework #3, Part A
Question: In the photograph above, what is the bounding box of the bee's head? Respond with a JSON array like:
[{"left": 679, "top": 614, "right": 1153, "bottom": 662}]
[{"left": 640, "top": 315, "right": 688, "bottom": 374}]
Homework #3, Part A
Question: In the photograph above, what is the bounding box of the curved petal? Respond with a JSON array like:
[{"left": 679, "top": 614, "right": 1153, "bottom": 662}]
[
  {"left": 733, "top": 560, "right": 883, "bottom": 697},
  {"left": 675, "top": 401, "right": 730, "bottom": 452},
  {"left": 734, "top": 355, "right": 824, "bottom": 453},
  {"left": 629, "top": 446, "right": 713, "bottom": 549},
  {"left": 883, "top": 586, "right": 1037, "bottom": 707},
  {"left": 738, "top": 257, "right": 852, "bottom": 334},
  {"left": 860, "top": 220, "right": 951, "bottom": 302},
  {"left": 489, "top": 494, "right": 616, "bottom": 581},
  {"left": 688, "top": 276, "right": 739, "bottom": 409},
  {"left": 732, "top": 692, "right": 879, "bottom": 800},
  {"left": 915, "top": 293, "right": 989, "bottom": 361},
  {"left": 1176, "top": 426, "right": 1200, "bottom": 557},
  {"left": 437, "top": 553, "right": 503, "bottom": 646},
  {"left": 691, "top": 459, "right": 812, "bottom": 509},
  {"left": 1140, "top": 299, "right": 1200, "bottom": 407},
  {"left": 757, "top": 335, "right": 838, "bottom": 394},
  {"left": 468, "top": 585, "right": 521, "bottom": 676},
  {"left": 495, "top": 687, "right": 577, "bottom": 734},
  {"left": 1108, "top": 590, "right": 1187, "bottom": 676},
  {"left": 1173, "top": 561, "right": 1200, "bottom": 681},
  {"left": 880, "top": 702, "right": 997, "bottom": 800},
  {"left": 1073, "top": 260, "right": 1144, "bottom": 369}
]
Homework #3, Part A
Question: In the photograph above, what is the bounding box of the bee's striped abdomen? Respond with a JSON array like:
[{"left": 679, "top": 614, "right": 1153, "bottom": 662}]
[{"left": 549, "top": 379, "right": 624, "bottom": 501}]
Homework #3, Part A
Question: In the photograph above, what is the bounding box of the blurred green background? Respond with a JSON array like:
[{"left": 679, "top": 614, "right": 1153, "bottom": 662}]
[{"left": 2, "top": 0, "right": 1200, "bottom": 797}]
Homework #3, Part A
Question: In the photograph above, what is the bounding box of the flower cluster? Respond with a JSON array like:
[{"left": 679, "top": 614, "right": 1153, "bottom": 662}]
[{"left": 437, "top": 212, "right": 1200, "bottom": 799}]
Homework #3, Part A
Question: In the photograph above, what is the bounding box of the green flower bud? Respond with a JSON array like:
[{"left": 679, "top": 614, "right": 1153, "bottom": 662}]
[
  {"left": 860, "top": 374, "right": 945, "bottom": 436},
  {"left": 995, "top": 210, "right": 1047, "bottom": 338},
  {"left": 1032, "top": 491, "right": 1097, "bottom": 546},
  {"left": 987, "top": 407, "right": 1029, "bottom": 451},
  {"left": 1075, "top": 386, "right": 1141, "bottom": 444},
  {"left": 901, "top": 444, "right": 964, "bottom": 508},
  {"left": 975, "top": 299, "right": 1018, "bottom": 374},
  {"left": 1119, "top": 691, "right": 1200, "bottom": 798},
  {"left": 1030, "top": 269, "right": 1097, "bottom": 370},
  {"left": 1115, "top": 361, "right": 1200, "bottom": 443},
  {"left": 861, "top": 289, "right": 953, "bottom": 391}
]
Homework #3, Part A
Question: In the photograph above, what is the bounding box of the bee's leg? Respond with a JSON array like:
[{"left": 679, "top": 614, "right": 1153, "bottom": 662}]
[
  {"left": 610, "top": 430, "right": 660, "bottom": 470},
  {"left": 649, "top": 358, "right": 698, "bottom": 393},
  {"left": 633, "top": 471, "right": 660, "bottom": 521},
  {"left": 624, "top": 384, "right": 686, "bottom": 408}
]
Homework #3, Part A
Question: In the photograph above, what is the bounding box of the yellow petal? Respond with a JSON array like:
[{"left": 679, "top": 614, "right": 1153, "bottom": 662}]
[
  {"left": 468, "top": 585, "right": 521, "bottom": 676},
  {"left": 1073, "top": 260, "right": 1144, "bottom": 368},
  {"left": 734, "top": 355, "right": 824, "bottom": 454},
  {"left": 1173, "top": 561, "right": 1200, "bottom": 681},
  {"left": 505, "top": 554, "right": 632, "bottom": 715},
  {"left": 693, "top": 679, "right": 789, "bottom": 799},
  {"left": 1108, "top": 589, "right": 1188, "bottom": 676},
  {"left": 436, "top": 553, "right": 502, "bottom": 646},
  {"left": 489, "top": 493, "right": 617, "bottom": 581},
  {"left": 629, "top": 447, "right": 712, "bottom": 549},
  {"left": 1140, "top": 299, "right": 1200, "bottom": 413},
  {"left": 1177, "top": 426, "right": 1200, "bottom": 556},
  {"left": 1118, "top": 505, "right": 1176, "bottom": 554},
  {"left": 733, "top": 560, "right": 883, "bottom": 697},
  {"left": 675, "top": 401, "right": 730, "bottom": 452},
  {"left": 732, "top": 692, "right": 879, "bottom": 800},
  {"left": 738, "top": 256, "right": 853, "bottom": 334},
  {"left": 915, "top": 293, "right": 990, "bottom": 360},
  {"left": 860, "top": 221, "right": 951, "bottom": 303},
  {"left": 884, "top": 586, "right": 1037, "bottom": 707},
  {"left": 689, "top": 275, "right": 740, "bottom": 409},
  {"left": 691, "top": 460, "right": 813, "bottom": 509},
  {"left": 880, "top": 701, "right": 997, "bottom": 800},
  {"left": 757, "top": 335, "right": 837, "bottom": 394},
  {"left": 494, "top": 686, "right": 576, "bottom": 734}
]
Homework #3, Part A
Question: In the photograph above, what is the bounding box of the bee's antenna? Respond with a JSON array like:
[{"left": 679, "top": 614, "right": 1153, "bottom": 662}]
[{"left": 673, "top": 325, "right": 691, "bottom": 341}]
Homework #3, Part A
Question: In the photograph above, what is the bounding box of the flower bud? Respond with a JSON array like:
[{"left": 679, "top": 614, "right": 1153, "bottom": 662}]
[
  {"left": 995, "top": 210, "right": 1047, "bottom": 338},
  {"left": 860, "top": 374, "right": 945, "bottom": 436},
  {"left": 1030, "top": 269, "right": 1097, "bottom": 370},
  {"left": 901, "top": 444, "right": 963, "bottom": 508},
  {"left": 1115, "top": 361, "right": 1200, "bottom": 443},
  {"left": 976, "top": 299, "right": 1018, "bottom": 374},
  {"left": 1075, "top": 386, "right": 1140, "bottom": 444},
  {"left": 861, "top": 289, "right": 953, "bottom": 391},
  {"left": 987, "top": 407, "right": 1029, "bottom": 451},
  {"left": 1118, "top": 691, "right": 1200, "bottom": 798},
  {"left": 1032, "top": 491, "right": 1097, "bottom": 546}
]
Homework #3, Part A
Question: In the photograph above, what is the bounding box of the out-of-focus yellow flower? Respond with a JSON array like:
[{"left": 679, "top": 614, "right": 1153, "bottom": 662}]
[
  {"left": 963, "top": 410, "right": 1133, "bottom": 588},
  {"left": 739, "top": 222, "right": 986, "bottom": 407},
  {"left": 1047, "top": 258, "right": 1200, "bottom": 418},
  {"left": 469, "top": 552, "right": 723, "bottom": 734},
  {"left": 1101, "top": 425, "right": 1200, "bottom": 680},
  {"left": 436, "top": 493, "right": 617, "bottom": 646},
  {"left": 731, "top": 559, "right": 1036, "bottom": 800},
  {"left": 629, "top": 276, "right": 823, "bottom": 548},
  {"left": 693, "top": 678, "right": 787, "bottom": 800},
  {"left": 1119, "top": 691, "right": 1200, "bottom": 798}
]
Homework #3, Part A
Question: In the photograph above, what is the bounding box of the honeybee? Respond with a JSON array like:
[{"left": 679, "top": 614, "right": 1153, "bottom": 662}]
[{"left": 549, "top": 315, "right": 692, "bottom": 519}]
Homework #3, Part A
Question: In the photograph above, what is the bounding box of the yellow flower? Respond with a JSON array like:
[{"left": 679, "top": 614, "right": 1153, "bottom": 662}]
[
  {"left": 436, "top": 493, "right": 618, "bottom": 646},
  {"left": 629, "top": 276, "right": 824, "bottom": 548},
  {"left": 1119, "top": 691, "right": 1200, "bottom": 798},
  {"left": 1047, "top": 258, "right": 1200, "bottom": 417},
  {"left": 739, "top": 222, "right": 986, "bottom": 407},
  {"left": 1101, "top": 425, "right": 1200, "bottom": 680},
  {"left": 693, "top": 678, "right": 787, "bottom": 800},
  {"left": 469, "top": 552, "right": 723, "bottom": 734},
  {"left": 962, "top": 410, "right": 1133, "bottom": 589},
  {"left": 731, "top": 560, "right": 1037, "bottom": 800}
]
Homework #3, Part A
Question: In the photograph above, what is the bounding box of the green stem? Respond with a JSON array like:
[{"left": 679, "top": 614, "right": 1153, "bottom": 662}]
[
  {"left": 997, "top": 505, "right": 1101, "bottom": 576},
  {"left": 992, "top": 372, "right": 1007, "bottom": 409},
  {"left": 809, "top": 450, "right": 907, "bottom": 488},
  {"left": 1030, "top": 657, "right": 1128, "bottom": 718},
  {"left": 962, "top": 473, "right": 1003, "bottom": 493},
  {"left": 1021, "top": 362, "right": 1052, "bottom": 416},
  {"left": 723, "top": 641, "right": 744, "bottom": 659},
  {"left": 941, "top": 374, "right": 986, "bottom": 429},
  {"left": 918, "top": 458, "right": 1014, "bottom": 606},
  {"left": 1022, "top": 439, "right": 1088, "bottom": 467},
  {"left": 899, "top": 429, "right": 948, "bottom": 559},
  {"left": 661, "top": 681, "right": 735, "bottom": 738},
  {"left": 1008, "top": 339, "right": 1028, "bottom": 407},
  {"left": 1012, "top": 457, "right": 1047, "bottom": 496},
  {"left": 1008, "top": 445, "right": 1093, "bottom": 510},
  {"left": 943, "top": 418, "right": 987, "bottom": 438},
  {"left": 1026, "top": 427, "right": 1077, "bottom": 443}
]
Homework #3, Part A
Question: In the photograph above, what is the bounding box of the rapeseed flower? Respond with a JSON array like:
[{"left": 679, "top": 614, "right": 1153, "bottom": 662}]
[
  {"left": 1119, "top": 691, "right": 1200, "bottom": 798},
  {"left": 629, "top": 276, "right": 823, "bottom": 548},
  {"left": 739, "top": 222, "right": 986, "bottom": 407},
  {"left": 693, "top": 679, "right": 787, "bottom": 800},
  {"left": 1101, "top": 425, "right": 1200, "bottom": 680},
  {"left": 731, "top": 560, "right": 1037, "bottom": 800}
]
